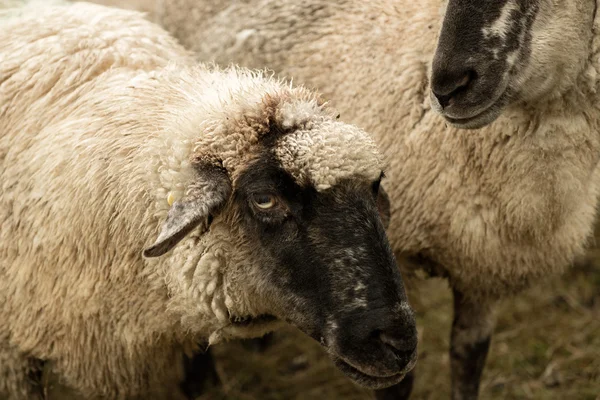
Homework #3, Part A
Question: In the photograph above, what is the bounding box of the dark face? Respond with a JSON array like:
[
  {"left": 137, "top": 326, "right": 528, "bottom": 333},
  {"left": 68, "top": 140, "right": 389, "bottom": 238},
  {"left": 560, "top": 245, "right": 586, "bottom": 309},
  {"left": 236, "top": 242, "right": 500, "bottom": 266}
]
[
  {"left": 229, "top": 154, "right": 417, "bottom": 389},
  {"left": 431, "top": 0, "right": 542, "bottom": 128},
  {"left": 431, "top": 0, "right": 596, "bottom": 129}
]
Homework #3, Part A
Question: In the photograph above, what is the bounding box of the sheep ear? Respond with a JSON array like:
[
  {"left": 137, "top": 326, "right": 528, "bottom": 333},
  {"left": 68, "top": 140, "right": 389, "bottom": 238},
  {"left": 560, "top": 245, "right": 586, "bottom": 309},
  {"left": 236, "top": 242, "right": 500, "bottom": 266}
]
[
  {"left": 377, "top": 186, "right": 391, "bottom": 230},
  {"left": 143, "top": 165, "right": 231, "bottom": 258}
]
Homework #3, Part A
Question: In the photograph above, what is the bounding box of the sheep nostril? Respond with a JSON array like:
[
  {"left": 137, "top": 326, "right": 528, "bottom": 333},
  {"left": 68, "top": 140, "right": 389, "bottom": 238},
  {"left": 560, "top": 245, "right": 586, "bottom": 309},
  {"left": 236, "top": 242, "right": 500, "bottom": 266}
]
[
  {"left": 432, "top": 69, "right": 475, "bottom": 108},
  {"left": 435, "top": 93, "right": 453, "bottom": 108},
  {"left": 379, "top": 332, "right": 417, "bottom": 362}
]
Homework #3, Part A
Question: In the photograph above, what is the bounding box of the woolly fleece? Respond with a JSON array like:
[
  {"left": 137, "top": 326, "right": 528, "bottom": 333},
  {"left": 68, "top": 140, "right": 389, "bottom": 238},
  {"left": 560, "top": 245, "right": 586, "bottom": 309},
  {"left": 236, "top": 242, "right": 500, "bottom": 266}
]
[{"left": 0, "top": 2, "right": 384, "bottom": 398}]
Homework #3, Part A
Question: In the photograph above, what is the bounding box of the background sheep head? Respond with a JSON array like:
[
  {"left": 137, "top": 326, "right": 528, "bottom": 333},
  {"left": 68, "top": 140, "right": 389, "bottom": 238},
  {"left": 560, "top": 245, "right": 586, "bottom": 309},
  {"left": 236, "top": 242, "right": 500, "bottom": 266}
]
[
  {"left": 430, "top": 0, "right": 596, "bottom": 128},
  {"left": 144, "top": 88, "right": 417, "bottom": 389}
]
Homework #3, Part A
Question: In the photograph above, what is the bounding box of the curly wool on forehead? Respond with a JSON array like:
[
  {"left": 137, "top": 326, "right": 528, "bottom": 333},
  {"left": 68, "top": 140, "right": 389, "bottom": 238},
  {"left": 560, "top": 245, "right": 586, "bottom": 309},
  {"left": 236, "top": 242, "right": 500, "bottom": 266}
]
[
  {"left": 274, "top": 118, "right": 384, "bottom": 191},
  {"left": 149, "top": 65, "right": 382, "bottom": 193}
]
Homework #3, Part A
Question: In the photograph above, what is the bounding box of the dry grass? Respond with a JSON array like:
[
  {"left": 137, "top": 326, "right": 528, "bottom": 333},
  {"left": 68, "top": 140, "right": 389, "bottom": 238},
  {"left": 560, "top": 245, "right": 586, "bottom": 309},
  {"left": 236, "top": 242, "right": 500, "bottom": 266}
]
[{"left": 196, "top": 259, "right": 600, "bottom": 400}]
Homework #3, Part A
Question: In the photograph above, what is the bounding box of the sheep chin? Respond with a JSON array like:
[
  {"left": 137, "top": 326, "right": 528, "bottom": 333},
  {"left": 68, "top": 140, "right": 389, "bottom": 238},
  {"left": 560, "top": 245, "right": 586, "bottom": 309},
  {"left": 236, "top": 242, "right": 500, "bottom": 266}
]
[
  {"left": 207, "top": 317, "right": 281, "bottom": 346},
  {"left": 331, "top": 357, "right": 408, "bottom": 390}
]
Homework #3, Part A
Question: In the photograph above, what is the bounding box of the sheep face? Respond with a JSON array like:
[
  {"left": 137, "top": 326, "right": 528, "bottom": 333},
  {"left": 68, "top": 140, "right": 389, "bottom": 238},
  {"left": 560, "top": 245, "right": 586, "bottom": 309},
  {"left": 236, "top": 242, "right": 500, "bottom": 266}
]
[
  {"left": 430, "top": 0, "right": 595, "bottom": 129},
  {"left": 144, "top": 99, "right": 418, "bottom": 389},
  {"left": 223, "top": 158, "right": 418, "bottom": 389}
]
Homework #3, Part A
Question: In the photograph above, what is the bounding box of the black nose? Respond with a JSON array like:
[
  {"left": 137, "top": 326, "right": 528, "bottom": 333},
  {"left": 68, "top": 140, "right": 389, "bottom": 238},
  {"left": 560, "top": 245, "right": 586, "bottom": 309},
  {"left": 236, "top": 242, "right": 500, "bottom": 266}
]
[
  {"left": 431, "top": 67, "right": 475, "bottom": 108},
  {"left": 379, "top": 326, "right": 418, "bottom": 363}
]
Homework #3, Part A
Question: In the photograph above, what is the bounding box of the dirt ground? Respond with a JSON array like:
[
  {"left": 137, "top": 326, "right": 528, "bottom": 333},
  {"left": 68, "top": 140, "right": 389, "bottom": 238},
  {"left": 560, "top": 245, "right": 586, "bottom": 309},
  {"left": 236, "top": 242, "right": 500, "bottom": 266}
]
[{"left": 195, "top": 257, "right": 600, "bottom": 400}]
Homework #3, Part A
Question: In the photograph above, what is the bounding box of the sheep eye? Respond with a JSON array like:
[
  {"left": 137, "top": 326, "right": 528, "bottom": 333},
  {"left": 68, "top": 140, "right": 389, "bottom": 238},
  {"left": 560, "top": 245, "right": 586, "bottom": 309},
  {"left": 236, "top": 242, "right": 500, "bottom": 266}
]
[{"left": 252, "top": 193, "right": 277, "bottom": 210}]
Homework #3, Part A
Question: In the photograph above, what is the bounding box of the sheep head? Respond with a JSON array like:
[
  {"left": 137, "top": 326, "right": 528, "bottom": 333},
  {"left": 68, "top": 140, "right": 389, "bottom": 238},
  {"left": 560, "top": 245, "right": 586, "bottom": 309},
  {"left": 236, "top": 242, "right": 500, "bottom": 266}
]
[
  {"left": 143, "top": 83, "right": 417, "bottom": 389},
  {"left": 430, "top": 0, "right": 596, "bottom": 129}
]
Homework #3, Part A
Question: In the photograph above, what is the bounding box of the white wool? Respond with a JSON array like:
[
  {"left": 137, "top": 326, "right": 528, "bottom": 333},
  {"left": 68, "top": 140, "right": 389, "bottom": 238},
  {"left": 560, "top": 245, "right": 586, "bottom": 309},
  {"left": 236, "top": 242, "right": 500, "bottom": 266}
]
[
  {"left": 0, "top": 2, "right": 385, "bottom": 398},
  {"left": 276, "top": 121, "right": 383, "bottom": 190}
]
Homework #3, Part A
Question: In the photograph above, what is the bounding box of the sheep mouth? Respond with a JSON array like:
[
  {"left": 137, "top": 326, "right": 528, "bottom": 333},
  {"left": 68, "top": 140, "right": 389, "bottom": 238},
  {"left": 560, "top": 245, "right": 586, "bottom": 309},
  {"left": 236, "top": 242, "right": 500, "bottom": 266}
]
[
  {"left": 331, "top": 357, "right": 409, "bottom": 389},
  {"left": 229, "top": 314, "right": 277, "bottom": 327},
  {"left": 437, "top": 87, "right": 510, "bottom": 130},
  {"left": 443, "top": 105, "right": 503, "bottom": 129}
]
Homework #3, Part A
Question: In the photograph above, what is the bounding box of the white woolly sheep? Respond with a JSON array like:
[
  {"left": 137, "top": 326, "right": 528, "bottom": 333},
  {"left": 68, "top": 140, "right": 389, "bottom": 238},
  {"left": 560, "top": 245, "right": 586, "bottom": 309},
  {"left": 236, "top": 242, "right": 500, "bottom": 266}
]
[
  {"left": 82, "top": 0, "right": 600, "bottom": 398},
  {"left": 0, "top": 2, "right": 419, "bottom": 399}
]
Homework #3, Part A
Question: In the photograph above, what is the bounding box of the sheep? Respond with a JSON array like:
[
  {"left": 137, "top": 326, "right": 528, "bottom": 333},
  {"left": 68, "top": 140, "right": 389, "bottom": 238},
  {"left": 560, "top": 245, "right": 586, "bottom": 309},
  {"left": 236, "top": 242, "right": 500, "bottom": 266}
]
[
  {"left": 80, "top": 0, "right": 600, "bottom": 398},
  {"left": 0, "top": 2, "right": 420, "bottom": 399}
]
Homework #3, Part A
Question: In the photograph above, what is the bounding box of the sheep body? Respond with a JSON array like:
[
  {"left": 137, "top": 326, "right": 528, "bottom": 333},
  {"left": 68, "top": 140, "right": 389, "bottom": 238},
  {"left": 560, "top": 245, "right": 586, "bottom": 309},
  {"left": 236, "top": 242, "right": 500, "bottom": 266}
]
[
  {"left": 0, "top": 3, "right": 201, "bottom": 397},
  {"left": 0, "top": 2, "right": 395, "bottom": 398}
]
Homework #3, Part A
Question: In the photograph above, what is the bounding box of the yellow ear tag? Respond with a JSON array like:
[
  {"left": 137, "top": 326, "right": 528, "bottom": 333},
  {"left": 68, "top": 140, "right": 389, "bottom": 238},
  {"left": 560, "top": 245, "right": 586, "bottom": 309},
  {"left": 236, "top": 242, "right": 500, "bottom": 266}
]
[{"left": 167, "top": 192, "right": 175, "bottom": 206}]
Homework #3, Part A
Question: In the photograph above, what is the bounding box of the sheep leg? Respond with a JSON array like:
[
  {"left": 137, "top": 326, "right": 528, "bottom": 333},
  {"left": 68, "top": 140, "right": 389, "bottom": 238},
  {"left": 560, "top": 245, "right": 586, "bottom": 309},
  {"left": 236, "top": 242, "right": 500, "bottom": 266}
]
[
  {"left": 0, "top": 341, "right": 44, "bottom": 400},
  {"left": 180, "top": 347, "right": 220, "bottom": 398},
  {"left": 373, "top": 369, "right": 415, "bottom": 400},
  {"left": 181, "top": 332, "right": 275, "bottom": 398},
  {"left": 450, "top": 288, "right": 496, "bottom": 400}
]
